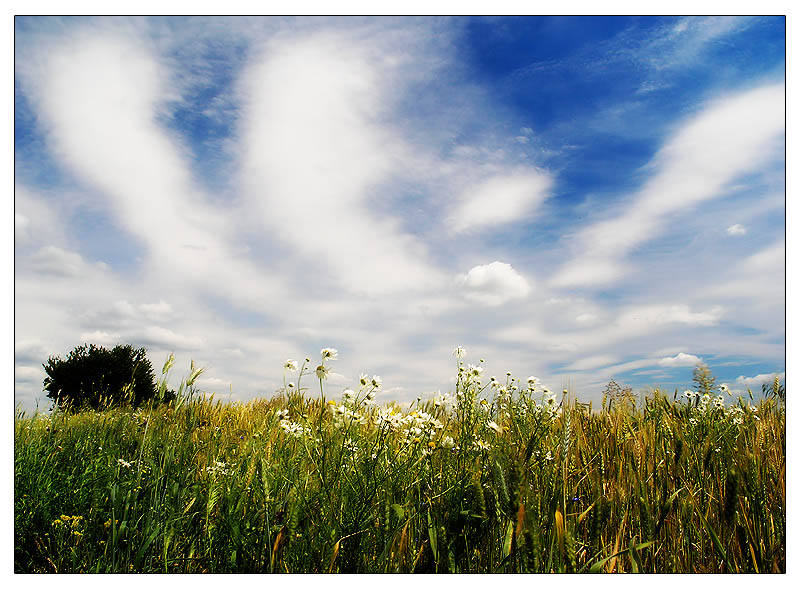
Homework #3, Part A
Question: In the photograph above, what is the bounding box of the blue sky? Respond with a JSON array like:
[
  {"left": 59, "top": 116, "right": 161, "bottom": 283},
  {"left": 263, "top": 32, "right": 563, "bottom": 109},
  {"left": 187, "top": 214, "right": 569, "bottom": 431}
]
[{"left": 14, "top": 16, "right": 786, "bottom": 411}]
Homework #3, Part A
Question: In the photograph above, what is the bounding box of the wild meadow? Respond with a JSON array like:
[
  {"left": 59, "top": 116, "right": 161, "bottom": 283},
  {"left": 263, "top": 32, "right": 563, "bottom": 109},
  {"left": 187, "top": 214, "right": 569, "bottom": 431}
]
[{"left": 14, "top": 349, "right": 785, "bottom": 573}]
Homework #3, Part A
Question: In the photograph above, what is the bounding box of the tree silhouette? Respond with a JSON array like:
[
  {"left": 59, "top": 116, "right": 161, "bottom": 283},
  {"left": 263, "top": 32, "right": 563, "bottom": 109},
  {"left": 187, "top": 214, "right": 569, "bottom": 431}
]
[{"left": 43, "top": 343, "right": 161, "bottom": 410}]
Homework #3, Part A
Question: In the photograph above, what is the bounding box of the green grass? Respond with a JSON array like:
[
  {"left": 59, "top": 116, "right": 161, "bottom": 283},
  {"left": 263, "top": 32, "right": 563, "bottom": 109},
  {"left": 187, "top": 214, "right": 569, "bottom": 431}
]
[{"left": 14, "top": 357, "right": 785, "bottom": 573}]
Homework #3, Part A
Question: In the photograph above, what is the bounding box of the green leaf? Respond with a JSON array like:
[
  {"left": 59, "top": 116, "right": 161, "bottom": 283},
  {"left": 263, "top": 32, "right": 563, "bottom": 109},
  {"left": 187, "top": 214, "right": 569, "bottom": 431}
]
[
  {"left": 391, "top": 503, "right": 404, "bottom": 521},
  {"left": 427, "top": 510, "right": 438, "bottom": 563},
  {"left": 586, "top": 541, "right": 655, "bottom": 573},
  {"left": 502, "top": 519, "right": 514, "bottom": 560}
]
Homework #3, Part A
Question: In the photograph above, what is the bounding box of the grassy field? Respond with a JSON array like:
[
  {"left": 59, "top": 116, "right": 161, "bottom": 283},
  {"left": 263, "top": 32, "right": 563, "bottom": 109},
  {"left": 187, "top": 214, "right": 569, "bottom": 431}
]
[{"left": 14, "top": 354, "right": 785, "bottom": 573}]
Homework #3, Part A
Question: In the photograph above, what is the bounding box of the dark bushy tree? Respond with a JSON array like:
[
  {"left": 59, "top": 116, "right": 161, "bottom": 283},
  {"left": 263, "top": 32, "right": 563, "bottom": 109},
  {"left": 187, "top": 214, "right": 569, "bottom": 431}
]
[{"left": 43, "top": 343, "right": 161, "bottom": 410}]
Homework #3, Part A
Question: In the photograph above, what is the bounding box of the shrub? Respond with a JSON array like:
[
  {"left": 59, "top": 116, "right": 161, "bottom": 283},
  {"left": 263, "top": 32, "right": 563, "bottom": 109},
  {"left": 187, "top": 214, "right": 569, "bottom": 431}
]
[{"left": 42, "top": 343, "right": 163, "bottom": 410}]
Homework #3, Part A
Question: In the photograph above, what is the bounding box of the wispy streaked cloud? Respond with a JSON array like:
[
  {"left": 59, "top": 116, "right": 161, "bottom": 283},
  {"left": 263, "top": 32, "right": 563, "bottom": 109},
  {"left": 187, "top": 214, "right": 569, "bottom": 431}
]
[
  {"left": 13, "top": 17, "right": 784, "bottom": 411},
  {"left": 551, "top": 83, "right": 784, "bottom": 288}
]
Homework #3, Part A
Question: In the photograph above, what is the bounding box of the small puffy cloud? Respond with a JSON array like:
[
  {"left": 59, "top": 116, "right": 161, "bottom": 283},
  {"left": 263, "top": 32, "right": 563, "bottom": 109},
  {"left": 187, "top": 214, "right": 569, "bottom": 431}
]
[
  {"left": 112, "top": 300, "right": 138, "bottom": 318},
  {"left": 86, "top": 300, "right": 175, "bottom": 328},
  {"left": 28, "top": 246, "right": 90, "bottom": 277},
  {"left": 726, "top": 223, "right": 747, "bottom": 236},
  {"left": 131, "top": 326, "right": 203, "bottom": 351},
  {"left": 658, "top": 352, "right": 702, "bottom": 367},
  {"left": 79, "top": 331, "right": 122, "bottom": 346},
  {"left": 457, "top": 261, "right": 531, "bottom": 306},
  {"left": 735, "top": 371, "right": 785, "bottom": 387},
  {"left": 448, "top": 170, "right": 552, "bottom": 233},
  {"left": 139, "top": 301, "right": 173, "bottom": 319},
  {"left": 575, "top": 313, "right": 600, "bottom": 325}
]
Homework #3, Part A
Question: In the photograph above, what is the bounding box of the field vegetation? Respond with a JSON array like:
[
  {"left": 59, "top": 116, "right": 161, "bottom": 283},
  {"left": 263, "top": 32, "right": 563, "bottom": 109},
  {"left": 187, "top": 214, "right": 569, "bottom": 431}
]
[{"left": 14, "top": 349, "right": 785, "bottom": 573}]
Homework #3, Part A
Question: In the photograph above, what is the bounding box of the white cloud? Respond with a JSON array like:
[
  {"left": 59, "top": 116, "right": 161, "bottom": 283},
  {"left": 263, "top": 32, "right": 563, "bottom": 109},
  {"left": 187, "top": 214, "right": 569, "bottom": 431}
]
[
  {"left": 699, "top": 240, "right": 784, "bottom": 310},
  {"left": 726, "top": 223, "right": 747, "bottom": 236},
  {"left": 448, "top": 171, "right": 552, "bottom": 233},
  {"left": 575, "top": 313, "right": 600, "bottom": 325},
  {"left": 239, "top": 32, "right": 445, "bottom": 296},
  {"left": 735, "top": 371, "right": 785, "bottom": 387},
  {"left": 551, "top": 82, "right": 784, "bottom": 288},
  {"left": 15, "top": 366, "right": 43, "bottom": 383},
  {"left": 617, "top": 304, "right": 722, "bottom": 330},
  {"left": 139, "top": 301, "right": 172, "bottom": 317},
  {"left": 457, "top": 261, "right": 531, "bottom": 306},
  {"left": 740, "top": 240, "right": 784, "bottom": 273},
  {"left": 109, "top": 300, "right": 173, "bottom": 322},
  {"left": 601, "top": 358, "right": 659, "bottom": 375},
  {"left": 564, "top": 354, "right": 618, "bottom": 371},
  {"left": 15, "top": 340, "right": 51, "bottom": 364},
  {"left": 196, "top": 376, "right": 233, "bottom": 389},
  {"left": 11, "top": 18, "right": 785, "bottom": 413},
  {"left": 78, "top": 331, "right": 123, "bottom": 346},
  {"left": 27, "top": 246, "right": 96, "bottom": 278},
  {"left": 658, "top": 352, "right": 702, "bottom": 367},
  {"left": 129, "top": 326, "right": 203, "bottom": 351},
  {"left": 18, "top": 29, "right": 282, "bottom": 311},
  {"left": 15, "top": 213, "right": 31, "bottom": 243}
]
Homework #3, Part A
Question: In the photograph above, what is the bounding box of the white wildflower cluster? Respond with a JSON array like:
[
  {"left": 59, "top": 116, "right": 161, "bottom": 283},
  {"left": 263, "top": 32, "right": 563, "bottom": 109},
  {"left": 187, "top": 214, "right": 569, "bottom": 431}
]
[
  {"left": 279, "top": 419, "right": 310, "bottom": 438},
  {"left": 206, "top": 460, "right": 231, "bottom": 476},
  {"left": 405, "top": 411, "right": 444, "bottom": 437},
  {"left": 684, "top": 389, "right": 734, "bottom": 422},
  {"left": 329, "top": 401, "right": 368, "bottom": 429},
  {"left": 440, "top": 435, "right": 455, "bottom": 449},
  {"left": 375, "top": 406, "right": 406, "bottom": 431},
  {"left": 115, "top": 458, "right": 149, "bottom": 474},
  {"left": 528, "top": 390, "right": 561, "bottom": 421},
  {"left": 466, "top": 364, "right": 483, "bottom": 380},
  {"left": 486, "top": 420, "right": 503, "bottom": 434},
  {"left": 432, "top": 391, "right": 452, "bottom": 408},
  {"left": 726, "top": 406, "right": 745, "bottom": 425},
  {"left": 725, "top": 403, "right": 759, "bottom": 425},
  {"left": 376, "top": 407, "right": 443, "bottom": 446},
  {"left": 472, "top": 438, "right": 490, "bottom": 451}
]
